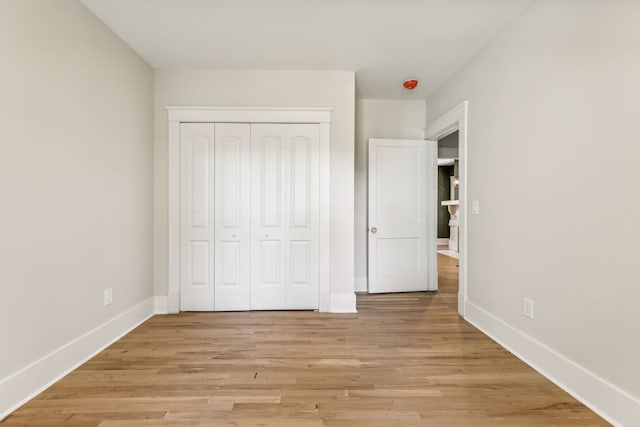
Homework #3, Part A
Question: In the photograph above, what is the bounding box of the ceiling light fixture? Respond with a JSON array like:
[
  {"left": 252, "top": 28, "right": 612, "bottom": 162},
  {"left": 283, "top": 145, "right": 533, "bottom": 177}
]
[{"left": 403, "top": 79, "right": 418, "bottom": 90}]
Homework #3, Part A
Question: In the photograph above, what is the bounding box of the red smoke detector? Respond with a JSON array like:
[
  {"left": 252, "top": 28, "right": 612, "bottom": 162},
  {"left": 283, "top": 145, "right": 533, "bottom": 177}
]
[{"left": 403, "top": 79, "right": 418, "bottom": 90}]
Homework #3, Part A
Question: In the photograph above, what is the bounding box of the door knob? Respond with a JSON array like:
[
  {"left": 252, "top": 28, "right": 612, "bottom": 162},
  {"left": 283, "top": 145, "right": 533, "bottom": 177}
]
[
  {"left": 371, "top": 227, "right": 377, "bottom": 234},
  {"left": 265, "top": 233, "right": 270, "bottom": 238}
]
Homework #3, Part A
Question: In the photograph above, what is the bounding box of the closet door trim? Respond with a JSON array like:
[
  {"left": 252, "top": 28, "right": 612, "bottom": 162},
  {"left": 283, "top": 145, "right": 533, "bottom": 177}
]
[
  {"left": 167, "top": 106, "right": 331, "bottom": 124},
  {"left": 167, "top": 107, "right": 331, "bottom": 314}
]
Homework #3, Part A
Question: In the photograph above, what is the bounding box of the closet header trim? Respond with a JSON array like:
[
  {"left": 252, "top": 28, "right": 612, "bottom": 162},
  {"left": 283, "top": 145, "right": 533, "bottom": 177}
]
[{"left": 166, "top": 107, "right": 332, "bottom": 124}]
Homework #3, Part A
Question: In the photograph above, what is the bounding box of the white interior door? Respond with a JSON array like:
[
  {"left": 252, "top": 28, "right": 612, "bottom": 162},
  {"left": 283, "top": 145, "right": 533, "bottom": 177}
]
[
  {"left": 214, "top": 123, "right": 251, "bottom": 310},
  {"left": 368, "top": 138, "right": 437, "bottom": 293},
  {"left": 251, "top": 124, "right": 319, "bottom": 309},
  {"left": 180, "top": 123, "right": 215, "bottom": 310}
]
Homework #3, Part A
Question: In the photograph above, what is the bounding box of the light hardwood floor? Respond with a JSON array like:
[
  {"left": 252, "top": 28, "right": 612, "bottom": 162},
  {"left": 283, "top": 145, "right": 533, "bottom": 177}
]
[{"left": 2, "top": 255, "right": 608, "bottom": 426}]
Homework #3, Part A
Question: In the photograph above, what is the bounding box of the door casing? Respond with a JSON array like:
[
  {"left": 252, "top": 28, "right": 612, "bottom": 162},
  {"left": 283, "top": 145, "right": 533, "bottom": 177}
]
[{"left": 424, "top": 101, "right": 469, "bottom": 317}]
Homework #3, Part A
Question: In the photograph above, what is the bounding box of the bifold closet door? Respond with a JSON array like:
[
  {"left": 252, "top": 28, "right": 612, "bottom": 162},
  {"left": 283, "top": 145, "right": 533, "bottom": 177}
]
[
  {"left": 180, "top": 123, "right": 215, "bottom": 311},
  {"left": 180, "top": 123, "right": 251, "bottom": 311},
  {"left": 251, "top": 124, "right": 320, "bottom": 310},
  {"left": 214, "top": 123, "right": 251, "bottom": 310},
  {"left": 180, "top": 122, "right": 319, "bottom": 311}
]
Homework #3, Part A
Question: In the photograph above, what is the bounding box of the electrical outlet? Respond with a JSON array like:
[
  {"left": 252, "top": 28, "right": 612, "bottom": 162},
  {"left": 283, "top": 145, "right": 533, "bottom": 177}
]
[
  {"left": 523, "top": 297, "right": 534, "bottom": 319},
  {"left": 104, "top": 288, "right": 113, "bottom": 306}
]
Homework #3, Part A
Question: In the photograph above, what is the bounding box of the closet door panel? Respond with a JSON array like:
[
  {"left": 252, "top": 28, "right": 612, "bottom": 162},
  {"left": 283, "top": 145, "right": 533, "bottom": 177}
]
[
  {"left": 221, "top": 242, "right": 240, "bottom": 283},
  {"left": 214, "top": 124, "right": 251, "bottom": 311},
  {"left": 190, "top": 138, "right": 210, "bottom": 228},
  {"left": 286, "top": 125, "right": 320, "bottom": 309},
  {"left": 221, "top": 139, "right": 240, "bottom": 226},
  {"left": 291, "top": 136, "right": 310, "bottom": 227},
  {"left": 180, "top": 123, "right": 215, "bottom": 311},
  {"left": 291, "top": 241, "right": 310, "bottom": 284},
  {"left": 190, "top": 242, "right": 210, "bottom": 285},
  {"left": 251, "top": 124, "right": 287, "bottom": 309},
  {"left": 260, "top": 241, "right": 281, "bottom": 284},
  {"left": 261, "top": 136, "right": 282, "bottom": 229}
]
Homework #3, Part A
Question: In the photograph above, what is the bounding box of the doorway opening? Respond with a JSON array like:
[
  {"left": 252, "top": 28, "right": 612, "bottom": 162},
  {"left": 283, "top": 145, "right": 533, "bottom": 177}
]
[
  {"left": 424, "top": 101, "right": 468, "bottom": 317},
  {"left": 437, "top": 130, "right": 459, "bottom": 261}
]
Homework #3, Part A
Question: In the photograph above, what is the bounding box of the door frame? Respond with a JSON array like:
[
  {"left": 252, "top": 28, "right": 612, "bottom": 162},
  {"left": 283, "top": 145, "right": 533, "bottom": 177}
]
[
  {"left": 424, "top": 101, "right": 468, "bottom": 317},
  {"left": 166, "top": 107, "right": 332, "bottom": 313}
]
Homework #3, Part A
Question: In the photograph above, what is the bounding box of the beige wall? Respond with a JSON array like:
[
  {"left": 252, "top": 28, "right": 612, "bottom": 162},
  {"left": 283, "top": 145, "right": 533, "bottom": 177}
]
[
  {"left": 154, "top": 69, "right": 356, "bottom": 307},
  {"left": 0, "top": 0, "right": 153, "bottom": 380},
  {"left": 354, "top": 99, "right": 426, "bottom": 290},
  {"left": 426, "top": 0, "right": 640, "bottom": 412}
]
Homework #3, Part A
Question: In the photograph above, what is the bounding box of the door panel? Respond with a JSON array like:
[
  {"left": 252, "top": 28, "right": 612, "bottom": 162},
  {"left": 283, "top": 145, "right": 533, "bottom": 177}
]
[
  {"left": 368, "top": 138, "right": 437, "bottom": 294},
  {"left": 220, "top": 242, "right": 240, "bottom": 284},
  {"left": 290, "top": 241, "right": 310, "bottom": 285},
  {"left": 251, "top": 125, "right": 287, "bottom": 309},
  {"left": 376, "top": 238, "right": 420, "bottom": 277},
  {"left": 261, "top": 136, "right": 282, "bottom": 228},
  {"left": 376, "top": 146, "right": 421, "bottom": 224},
  {"left": 180, "top": 123, "right": 215, "bottom": 311},
  {"left": 214, "top": 124, "right": 251, "bottom": 311},
  {"left": 291, "top": 136, "right": 311, "bottom": 227},
  {"left": 190, "top": 137, "right": 210, "bottom": 228},
  {"left": 251, "top": 124, "right": 319, "bottom": 310},
  {"left": 286, "top": 126, "right": 319, "bottom": 309},
  {"left": 221, "top": 139, "right": 240, "bottom": 227},
  {"left": 190, "top": 242, "right": 210, "bottom": 285},
  {"left": 260, "top": 241, "right": 281, "bottom": 285}
]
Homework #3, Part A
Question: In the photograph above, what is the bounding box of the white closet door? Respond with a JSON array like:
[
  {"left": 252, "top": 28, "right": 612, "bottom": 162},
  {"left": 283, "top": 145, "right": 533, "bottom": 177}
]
[
  {"left": 286, "top": 125, "right": 320, "bottom": 309},
  {"left": 251, "top": 125, "right": 287, "bottom": 309},
  {"left": 180, "top": 123, "right": 215, "bottom": 311},
  {"left": 250, "top": 124, "right": 319, "bottom": 310},
  {"left": 214, "top": 124, "right": 251, "bottom": 310}
]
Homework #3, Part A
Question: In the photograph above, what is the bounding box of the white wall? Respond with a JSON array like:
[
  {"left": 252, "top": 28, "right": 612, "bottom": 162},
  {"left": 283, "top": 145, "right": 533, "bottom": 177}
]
[
  {"left": 426, "top": 0, "right": 640, "bottom": 424},
  {"left": 0, "top": 0, "right": 154, "bottom": 417},
  {"left": 154, "top": 69, "right": 356, "bottom": 311},
  {"left": 354, "top": 99, "right": 426, "bottom": 291}
]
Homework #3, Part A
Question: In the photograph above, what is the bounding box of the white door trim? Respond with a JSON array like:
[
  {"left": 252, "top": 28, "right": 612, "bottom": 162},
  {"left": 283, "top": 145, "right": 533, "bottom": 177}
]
[
  {"left": 167, "top": 107, "right": 332, "bottom": 313},
  {"left": 167, "top": 106, "right": 331, "bottom": 124},
  {"left": 424, "top": 101, "right": 468, "bottom": 317}
]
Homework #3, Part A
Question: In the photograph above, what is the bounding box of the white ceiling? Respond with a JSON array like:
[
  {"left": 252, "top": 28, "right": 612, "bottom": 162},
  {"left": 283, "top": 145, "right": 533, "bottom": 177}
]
[{"left": 81, "top": 0, "right": 534, "bottom": 99}]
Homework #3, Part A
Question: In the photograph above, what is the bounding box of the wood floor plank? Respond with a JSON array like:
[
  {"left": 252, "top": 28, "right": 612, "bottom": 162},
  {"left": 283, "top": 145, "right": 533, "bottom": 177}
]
[{"left": 1, "top": 255, "right": 608, "bottom": 426}]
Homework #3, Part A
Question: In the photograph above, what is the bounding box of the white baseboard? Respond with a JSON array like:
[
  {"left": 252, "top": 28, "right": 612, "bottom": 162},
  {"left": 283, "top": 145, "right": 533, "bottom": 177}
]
[
  {"left": 458, "top": 292, "right": 465, "bottom": 317},
  {"left": 437, "top": 238, "right": 449, "bottom": 245},
  {"left": 154, "top": 296, "right": 168, "bottom": 314},
  {"left": 330, "top": 292, "right": 357, "bottom": 313},
  {"left": 354, "top": 277, "right": 368, "bottom": 293},
  {"left": 0, "top": 297, "right": 155, "bottom": 421},
  {"left": 464, "top": 301, "right": 640, "bottom": 427}
]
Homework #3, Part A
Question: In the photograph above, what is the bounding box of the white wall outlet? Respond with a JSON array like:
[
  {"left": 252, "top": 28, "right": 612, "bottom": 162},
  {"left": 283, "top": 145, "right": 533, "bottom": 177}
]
[
  {"left": 104, "top": 288, "right": 113, "bottom": 306},
  {"left": 523, "top": 297, "right": 534, "bottom": 319},
  {"left": 472, "top": 200, "right": 480, "bottom": 215}
]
